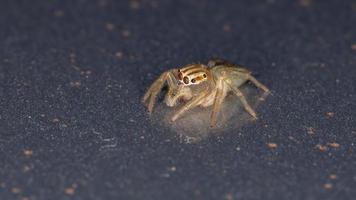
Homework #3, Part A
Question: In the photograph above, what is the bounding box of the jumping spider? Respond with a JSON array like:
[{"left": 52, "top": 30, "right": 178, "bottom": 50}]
[{"left": 142, "top": 59, "right": 270, "bottom": 127}]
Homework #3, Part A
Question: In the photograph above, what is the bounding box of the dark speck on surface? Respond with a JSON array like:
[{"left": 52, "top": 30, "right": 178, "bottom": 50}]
[{"left": 0, "top": 0, "right": 356, "bottom": 199}]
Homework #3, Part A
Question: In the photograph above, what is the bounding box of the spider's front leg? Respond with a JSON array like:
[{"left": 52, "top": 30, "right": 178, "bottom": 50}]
[
  {"left": 171, "top": 89, "right": 210, "bottom": 122},
  {"left": 142, "top": 69, "right": 177, "bottom": 113}
]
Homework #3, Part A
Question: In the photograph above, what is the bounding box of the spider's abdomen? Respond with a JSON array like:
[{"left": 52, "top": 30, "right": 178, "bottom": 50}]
[{"left": 210, "top": 66, "right": 250, "bottom": 89}]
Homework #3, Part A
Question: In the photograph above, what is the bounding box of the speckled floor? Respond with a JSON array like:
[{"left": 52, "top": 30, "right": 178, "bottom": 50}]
[{"left": 0, "top": 0, "right": 356, "bottom": 199}]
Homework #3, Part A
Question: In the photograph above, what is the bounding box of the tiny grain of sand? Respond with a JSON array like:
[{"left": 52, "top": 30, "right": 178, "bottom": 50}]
[
  {"left": 64, "top": 184, "right": 77, "bottom": 195},
  {"left": 121, "top": 30, "right": 131, "bottom": 38},
  {"left": 323, "top": 183, "right": 333, "bottom": 190},
  {"left": 22, "top": 165, "right": 32, "bottom": 173},
  {"left": 299, "top": 0, "right": 312, "bottom": 7},
  {"left": 115, "top": 51, "right": 123, "bottom": 59},
  {"left": 267, "top": 142, "right": 278, "bottom": 149},
  {"left": 105, "top": 23, "right": 115, "bottom": 32},
  {"left": 11, "top": 187, "right": 21, "bottom": 194},
  {"left": 129, "top": 0, "right": 140, "bottom": 9},
  {"left": 351, "top": 44, "right": 356, "bottom": 50},
  {"left": 23, "top": 149, "right": 33, "bottom": 157},
  {"left": 222, "top": 24, "right": 231, "bottom": 32},
  {"left": 327, "top": 142, "right": 340, "bottom": 148},
  {"left": 53, "top": 10, "right": 64, "bottom": 18},
  {"left": 325, "top": 112, "right": 335, "bottom": 118},
  {"left": 329, "top": 174, "right": 337, "bottom": 180},
  {"left": 70, "top": 81, "right": 81, "bottom": 87},
  {"left": 315, "top": 144, "right": 328, "bottom": 152},
  {"left": 307, "top": 127, "right": 316, "bottom": 135}
]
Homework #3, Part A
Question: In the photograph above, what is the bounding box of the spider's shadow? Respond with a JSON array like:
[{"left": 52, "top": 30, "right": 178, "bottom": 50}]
[{"left": 151, "top": 85, "right": 269, "bottom": 143}]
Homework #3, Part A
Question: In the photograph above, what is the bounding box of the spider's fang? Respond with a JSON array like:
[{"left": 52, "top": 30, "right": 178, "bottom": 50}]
[
  {"left": 178, "top": 72, "right": 183, "bottom": 80},
  {"left": 183, "top": 76, "right": 189, "bottom": 84}
]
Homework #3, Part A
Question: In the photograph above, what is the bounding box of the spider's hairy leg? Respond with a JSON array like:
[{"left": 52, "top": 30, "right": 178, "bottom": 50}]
[
  {"left": 224, "top": 80, "right": 257, "bottom": 119},
  {"left": 245, "top": 74, "right": 269, "bottom": 92},
  {"left": 208, "top": 59, "right": 228, "bottom": 68},
  {"left": 210, "top": 79, "right": 227, "bottom": 127},
  {"left": 142, "top": 70, "right": 176, "bottom": 113},
  {"left": 171, "top": 90, "right": 210, "bottom": 122},
  {"left": 164, "top": 72, "right": 181, "bottom": 106}
]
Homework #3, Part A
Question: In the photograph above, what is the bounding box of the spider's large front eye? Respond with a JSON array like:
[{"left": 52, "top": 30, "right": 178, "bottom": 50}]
[
  {"left": 178, "top": 72, "right": 183, "bottom": 80},
  {"left": 183, "top": 76, "right": 189, "bottom": 84}
]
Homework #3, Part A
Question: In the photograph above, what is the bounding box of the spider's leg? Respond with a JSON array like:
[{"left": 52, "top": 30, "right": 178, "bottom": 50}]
[
  {"left": 207, "top": 58, "right": 235, "bottom": 68},
  {"left": 165, "top": 71, "right": 179, "bottom": 95},
  {"left": 245, "top": 74, "right": 269, "bottom": 92},
  {"left": 142, "top": 70, "right": 176, "bottom": 113},
  {"left": 171, "top": 90, "right": 209, "bottom": 122},
  {"left": 225, "top": 80, "right": 257, "bottom": 119},
  {"left": 164, "top": 72, "right": 183, "bottom": 107},
  {"left": 210, "top": 79, "right": 227, "bottom": 127}
]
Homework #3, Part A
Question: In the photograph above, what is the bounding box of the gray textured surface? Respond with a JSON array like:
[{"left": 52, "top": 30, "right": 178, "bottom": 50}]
[{"left": 1, "top": 0, "right": 356, "bottom": 199}]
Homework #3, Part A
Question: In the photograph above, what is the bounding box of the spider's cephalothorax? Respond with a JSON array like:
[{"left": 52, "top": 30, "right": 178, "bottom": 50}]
[
  {"left": 177, "top": 64, "right": 209, "bottom": 86},
  {"left": 142, "top": 59, "right": 270, "bottom": 127}
]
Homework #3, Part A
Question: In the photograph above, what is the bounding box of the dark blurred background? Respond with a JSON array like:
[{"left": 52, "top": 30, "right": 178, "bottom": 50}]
[{"left": 0, "top": 0, "right": 356, "bottom": 199}]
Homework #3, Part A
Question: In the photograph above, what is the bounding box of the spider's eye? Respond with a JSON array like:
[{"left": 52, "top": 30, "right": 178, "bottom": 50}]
[
  {"left": 203, "top": 74, "right": 207, "bottom": 78},
  {"left": 178, "top": 72, "right": 183, "bottom": 80},
  {"left": 191, "top": 79, "right": 196, "bottom": 83},
  {"left": 183, "top": 76, "right": 189, "bottom": 84}
]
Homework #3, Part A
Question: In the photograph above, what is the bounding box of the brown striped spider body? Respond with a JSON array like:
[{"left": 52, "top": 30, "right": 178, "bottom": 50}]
[{"left": 142, "top": 59, "right": 269, "bottom": 127}]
